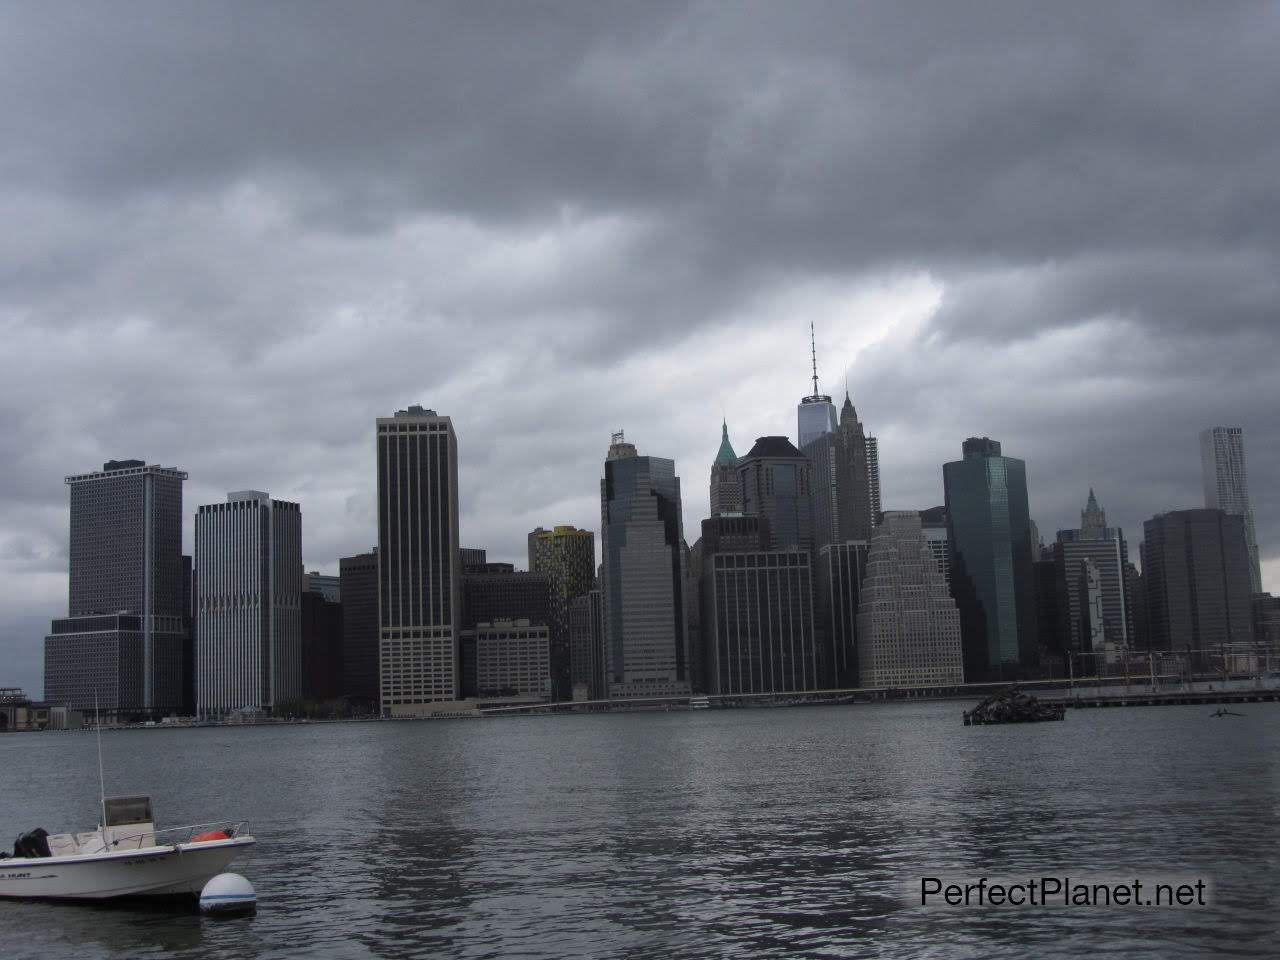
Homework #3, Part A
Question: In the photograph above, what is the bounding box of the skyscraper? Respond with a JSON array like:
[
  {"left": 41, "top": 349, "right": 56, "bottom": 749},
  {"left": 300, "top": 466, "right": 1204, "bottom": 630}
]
[
  {"left": 866, "top": 435, "right": 882, "bottom": 525},
  {"left": 568, "top": 587, "right": 605, "bottom": 700},
  {"left": 943, "top": 438, "right": 1037, "bottom": 679},
  {"left": 1200, "top": 427, "right": 1262, "bottom": 593},
  {"left": 377, "top": 405, "right": 462, "bottom": 715},
  {"left": 301, "top": 586, "right": 344, "bottom": 703},
  {"left": 600, "top": 432, "right": 690, "bottom": 698},
  {"left": 44, "top": 459, "right": 188, "bottom": 720},
  {"left": 1143, "top": 509, "right": 1253, "bottom": 651},
  {"left": 1080, "top": 489, "right": 1108, "bottom": 540},
  {"left": 836, "top": 393, "right": 878, "bottom": 540},
  {"left": 528, "top": 524, "right": 596, "bottom": 699},
  {"left": 815, "top": 540, "right": 870, "bottom": 688},
  {"left": 856, "top": 512, "right": 963, "bottom": 688},
  {"left": 339, "top": 549, "right": 378, "bottom": 710},
  {"left": 797, "top": 326, "right": 840, "bottom": 550},
  {"left": 195, "top": 491, "right": 303, "bottom": 718},
  {"left": 701, "top": 547, "right": 818, "bottom": 695},
  {"left": 709, "top": 421, "right": 742, "bottom": 516},
  {"left": 797, "top": 324, "right": 838, "bottom": 449},
  {"left": 738, "top": 437, "right": 814, "bottom": 552},
  {"left": 1052, "top": 491, "right": 1130, "bottom": 658}
]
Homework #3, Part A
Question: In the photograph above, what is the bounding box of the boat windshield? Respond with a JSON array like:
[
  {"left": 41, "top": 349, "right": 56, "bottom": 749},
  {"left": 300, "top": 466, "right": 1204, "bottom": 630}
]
[{"left": 103, "top": 796, "right": 153, "bottom": 826}]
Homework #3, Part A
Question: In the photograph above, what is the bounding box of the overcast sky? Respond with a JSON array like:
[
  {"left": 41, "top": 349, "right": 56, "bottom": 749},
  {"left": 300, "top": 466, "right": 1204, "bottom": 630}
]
[{"left": 3, "top": 2, "right": 1278, "bottom": 694}]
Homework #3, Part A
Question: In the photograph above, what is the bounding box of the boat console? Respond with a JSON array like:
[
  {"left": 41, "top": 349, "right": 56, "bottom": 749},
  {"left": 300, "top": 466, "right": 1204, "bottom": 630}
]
[{"left": 100, "top": 795, "right": 157, "bottom": 850}]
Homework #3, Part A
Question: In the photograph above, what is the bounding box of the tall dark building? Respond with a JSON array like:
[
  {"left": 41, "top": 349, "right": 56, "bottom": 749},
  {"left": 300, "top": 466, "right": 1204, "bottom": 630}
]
[
  {"left": 836, "top": 393, "right": 879, "bottom": 541},
  {"left": 529, "top": 524, "right": 596, "bottom": 699},
  {"left": 568, "top": 587, "right": 605, "bottom": 700},
  {"left": 943, "top": 438, "right": 1037, "bottom": 679},
  {"left": 600, "top": 432, "right": 690, "bottom": 698},
  {"left": 339, "top": 550, "right": 378, "bottom": 709},
  {"left": 1143, "top": 509, "right": 1253, "bottom": 651},
  {"left": 738, "top": 436, "right": 813, "bottom": 552},
  {"left": 1033, "top": 554, "right": 1062, "bottom": 667},
  {"left": 44, "top": 459, "right": 188, "bottom": 720},
  {"left": 182, "top": 554, "right": 195, "bottom": 715},
  {"left": 376, "top": 405, "right": 461, "bottom": 714},
  {"left": 701, "top": 546, "right": 818, "bottom": 695},
  {"left": 301, "top": 589, "right": 344, "bottom": 702},
  {"left": 709, "top": 421, "right": 742, "bottom": 517},
  {"left": 815, "top": 540, "right": 870, "bottom": 688}
]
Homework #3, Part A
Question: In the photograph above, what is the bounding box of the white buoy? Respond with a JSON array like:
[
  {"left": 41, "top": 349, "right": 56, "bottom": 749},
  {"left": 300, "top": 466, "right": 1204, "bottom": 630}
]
[{"left": 199, "top": 872, "right": 257, "bottom": 914}]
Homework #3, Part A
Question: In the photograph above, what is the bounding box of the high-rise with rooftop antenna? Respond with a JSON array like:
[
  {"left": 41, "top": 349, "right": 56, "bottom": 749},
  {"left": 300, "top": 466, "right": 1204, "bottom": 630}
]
[{"left": 798, "top": 324, "right": 839, "bottom": 550}]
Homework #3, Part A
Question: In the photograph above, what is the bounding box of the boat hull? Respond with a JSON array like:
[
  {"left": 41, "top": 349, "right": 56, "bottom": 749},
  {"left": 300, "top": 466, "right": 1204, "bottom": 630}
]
[{"left": 0, "top": 837, "right": 255, "bottom": 900}]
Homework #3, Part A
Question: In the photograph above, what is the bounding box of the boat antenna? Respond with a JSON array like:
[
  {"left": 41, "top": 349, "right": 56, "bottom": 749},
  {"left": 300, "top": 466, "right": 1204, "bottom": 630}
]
[{"left": 95, "top": 691, "right": 107, "bottom": 830}]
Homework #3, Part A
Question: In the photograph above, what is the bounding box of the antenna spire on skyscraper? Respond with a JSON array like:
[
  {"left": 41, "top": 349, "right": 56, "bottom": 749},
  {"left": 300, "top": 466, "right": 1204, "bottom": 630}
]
[{"left": 810, "top": 321, "right": 820, "bottom": 397}]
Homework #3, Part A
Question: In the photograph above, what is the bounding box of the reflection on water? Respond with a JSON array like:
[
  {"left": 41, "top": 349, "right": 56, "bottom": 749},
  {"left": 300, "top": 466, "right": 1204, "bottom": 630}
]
[{"left": 1, "top": 702, "right": 1278, "bottom": 958}]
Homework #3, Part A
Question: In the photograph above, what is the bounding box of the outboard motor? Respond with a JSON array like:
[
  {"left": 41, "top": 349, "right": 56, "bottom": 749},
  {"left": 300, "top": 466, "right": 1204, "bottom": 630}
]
[{"left": 13, "top": 828, "right": 51, "bottom": 858}]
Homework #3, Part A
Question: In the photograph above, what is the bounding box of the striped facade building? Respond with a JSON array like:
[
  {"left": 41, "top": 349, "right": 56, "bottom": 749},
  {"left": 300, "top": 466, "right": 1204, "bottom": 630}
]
[
  {"left": 44, "top": 459, "right": 188, "bottom": 720},
  {"left": 701, "top": 549, "right": 818, "bottom": 695},
  {"left": 815, "top": 540, "right": 870, "bottom": 688},
  {"left": 195, "top": 491, "right": 302, "bottom": 717},
  {"left": 377, "top": 406, "right": 462, "bottom": 715}
]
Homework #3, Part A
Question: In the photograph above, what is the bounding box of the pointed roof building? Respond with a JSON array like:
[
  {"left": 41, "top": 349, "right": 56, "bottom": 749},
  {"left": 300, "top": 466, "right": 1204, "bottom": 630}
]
[
  {"left": 840, "top": 390, "right": 857, "bottom": 424},
  {"left": 710, "top": 421, "right": 742, "bottom": 517},
  {"left": 714, "top": 420, "right": 737, "bottom": 466},
  {"left": 836, "top": 387, "right": 879, "bottom": 541},
  {"left": 1081, "top": 488, "right": 1108, "bottom": 540}
]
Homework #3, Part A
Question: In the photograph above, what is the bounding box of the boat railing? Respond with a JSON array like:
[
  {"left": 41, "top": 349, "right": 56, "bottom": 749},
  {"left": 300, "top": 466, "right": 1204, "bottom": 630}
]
[{"left": 78, "top": 820, "right": 251, "bottom": 854}]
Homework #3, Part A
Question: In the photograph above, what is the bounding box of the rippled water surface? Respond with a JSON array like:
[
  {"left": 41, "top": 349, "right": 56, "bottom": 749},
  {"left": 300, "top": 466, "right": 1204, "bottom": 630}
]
[{"left": 2, "top": 701, "right": 1279, "bottom": 958}]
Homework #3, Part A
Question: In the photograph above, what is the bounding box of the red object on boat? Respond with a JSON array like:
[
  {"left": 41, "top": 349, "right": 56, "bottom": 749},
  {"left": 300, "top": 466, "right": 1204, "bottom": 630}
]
[{"left": 190, "top": 830, "right": 230, "bottom": 843}]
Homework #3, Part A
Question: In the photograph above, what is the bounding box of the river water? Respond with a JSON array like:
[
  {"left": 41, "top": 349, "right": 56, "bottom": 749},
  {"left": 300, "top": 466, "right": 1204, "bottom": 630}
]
[{"left": 1, "top": 701, "right": 1277, "bottom": 958}]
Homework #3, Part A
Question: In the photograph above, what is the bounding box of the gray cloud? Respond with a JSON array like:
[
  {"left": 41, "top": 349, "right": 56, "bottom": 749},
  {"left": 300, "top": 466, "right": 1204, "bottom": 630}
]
[{"left": 2, "top": 2, "right": 1278, "bottom": 693}]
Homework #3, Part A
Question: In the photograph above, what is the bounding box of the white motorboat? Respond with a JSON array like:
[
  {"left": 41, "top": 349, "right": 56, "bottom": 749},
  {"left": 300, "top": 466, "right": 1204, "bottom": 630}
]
[{"left": 0, "top": 795, "right": 255, "bottom": 900}]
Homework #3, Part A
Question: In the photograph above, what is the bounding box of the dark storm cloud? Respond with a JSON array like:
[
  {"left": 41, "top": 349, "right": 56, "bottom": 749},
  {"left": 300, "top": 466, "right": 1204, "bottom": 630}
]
[{"left": 2, "top": 2, "right": 1278, "bottom": 692}]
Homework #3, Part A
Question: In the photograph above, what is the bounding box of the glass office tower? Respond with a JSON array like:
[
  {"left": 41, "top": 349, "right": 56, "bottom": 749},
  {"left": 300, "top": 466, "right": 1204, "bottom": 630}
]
[
  {"left": 600, "top": 432, "right": 689, "bottom": 698},
  {"left": 943, "top": 438, "right": 1037, "bottom": 679}
]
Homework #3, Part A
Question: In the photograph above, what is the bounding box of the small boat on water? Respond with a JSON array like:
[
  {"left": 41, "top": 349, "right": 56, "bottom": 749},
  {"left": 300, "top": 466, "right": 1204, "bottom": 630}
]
[{"left": 0, "top": 795, "right": 255, "bottom": 900}]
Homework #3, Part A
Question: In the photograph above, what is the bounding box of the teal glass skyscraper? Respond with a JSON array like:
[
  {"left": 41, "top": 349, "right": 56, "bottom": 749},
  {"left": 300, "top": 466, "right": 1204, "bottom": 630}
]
[{"left": 943, "top": 438, "right": 1037, "bottom": 679}]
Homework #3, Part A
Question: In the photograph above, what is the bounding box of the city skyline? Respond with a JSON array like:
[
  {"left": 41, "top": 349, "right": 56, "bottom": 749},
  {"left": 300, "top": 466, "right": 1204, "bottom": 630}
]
[
  {"left": 5, "top": 403, "right": 1277, "bottom": 696},
  {"left": 4, "top": 5, "right": 1280, "bottom": 697}
]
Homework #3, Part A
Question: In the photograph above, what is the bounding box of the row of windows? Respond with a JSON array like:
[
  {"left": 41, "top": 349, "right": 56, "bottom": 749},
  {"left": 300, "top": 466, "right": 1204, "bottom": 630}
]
[{"left": 378, "top": 423, "right": 448, "bottom": 433}]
